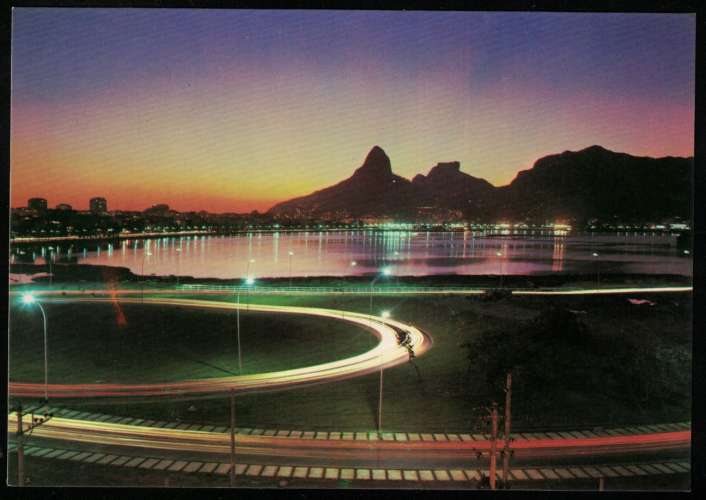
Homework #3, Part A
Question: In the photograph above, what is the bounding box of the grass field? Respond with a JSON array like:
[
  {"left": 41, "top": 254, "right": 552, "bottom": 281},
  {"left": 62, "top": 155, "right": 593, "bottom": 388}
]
[
  {"left": 9, "top": 301, "right": 373, "bottom": 384},
  {"left": 11, "top": 290, "right": 691, "bottom": 434}
]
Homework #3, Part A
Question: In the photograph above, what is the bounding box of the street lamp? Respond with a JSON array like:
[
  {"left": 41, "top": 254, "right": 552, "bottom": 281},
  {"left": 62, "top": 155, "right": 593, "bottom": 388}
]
[
  {"left": 370, "top": 267, "right": 392, "bottom": 319},
  {"left": 21, "top": 293, "right": 48, "bottom": 402},
  {"left": 46, "top": 247, "right": 54, "bottom": 287},
  {"left": 235, "top": 274, "right": 257, "bottom": 374},
  {"left": 496, "top": 251, "right": 503, "bottom": 288},
  {"left": 369, "top": 267, "right": 392, "bottom": 433},
  {"left": 175, "top": 247, "right": 182, "bottom": 287},
  {"left": 378, "top": 309, "right": 392, "bottom": 433},
  {"left": 288, "top": 251, "right": 294, "bottom": 288},
  {"left": 592, "top": 252, "right": 600, "bottom": 288},
  {"left": 245, "top": 258, "right": 255, "bottom": 281},
  {"left": 141, "top": 251, "right": 153, "bottom": 303}
]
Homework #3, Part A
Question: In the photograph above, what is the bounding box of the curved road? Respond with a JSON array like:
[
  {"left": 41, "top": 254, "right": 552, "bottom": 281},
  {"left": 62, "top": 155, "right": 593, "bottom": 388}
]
[
  {"left": 7, "top": 416, "right": 690, "bottom": 469},
  {"left": 9, "top": 297, "right": 431, "bottom": 399}
]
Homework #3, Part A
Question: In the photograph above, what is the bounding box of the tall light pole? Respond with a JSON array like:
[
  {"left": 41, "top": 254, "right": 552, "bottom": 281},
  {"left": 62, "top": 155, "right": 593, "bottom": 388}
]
[
  {"left": 175, "top": 247, "right": 182, "bottom": 287},
  {"left": 236, "top": 275, "right": 255, "bottom": 374},
  {"left": 378, "top": 309, "right": 391, "bottom": 433},
  {"left": 245, "top": 258, "right": 255, "bottom": 281},
  {"left": 46, "top": 247, "right": 54, "bottom": 287},
  {"left": 288, "top": 251, "right": 294, "bottom": 288},
  {"left": 496, "top": 251, "right": 503, "bottom": 288},
  {"left": 369, "top": 267, "right": 392, "bottom": 321},
  {"left": 592, "top": 252, "right": 600, "bottom": 288},
  {"left": 369, "top": 267, "right": 392, "bottom": 432},
  {"left": 349, "top": 260, "right": 357, "bottom": 289},
  {"left": 141, "top": 250, "right": 152, "bottom": 303},
  {"left": 21, "top": 293, "right": 48, "bottom": 402}
]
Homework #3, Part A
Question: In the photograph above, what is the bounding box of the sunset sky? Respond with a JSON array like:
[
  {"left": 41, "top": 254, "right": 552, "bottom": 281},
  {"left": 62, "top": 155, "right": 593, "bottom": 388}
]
[{"left": 11, "top": 9, "right": 695, "bottom": 213}]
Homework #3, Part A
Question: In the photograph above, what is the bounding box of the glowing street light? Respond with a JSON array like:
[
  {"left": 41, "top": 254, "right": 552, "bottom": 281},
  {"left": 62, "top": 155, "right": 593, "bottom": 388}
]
[
  {"left": 245, "top": 277, "right": 255, "bottom": 286},
  {"left": 21, "top": 293, "right": 49, "bottom": 402},
  {"left": 175, "top": 247, "right": 182, "bottom": 287},
  {"left": 369, "top": 267, "right": 392, "bottom": 433},
  {"left": 350, "top": 261, "right": 357, "bottom": 267},
  {"left": 141, "top": 250, "right": 153, "bottom": 303},
  {"left": 381, "top": 310, "right": 391, "bottom": 319},
  {"left": 370, "top": 267, "right": 393, "bottom": 318},
  {"left": 245, "top": 258, "right": 255, "bottom": 280}
]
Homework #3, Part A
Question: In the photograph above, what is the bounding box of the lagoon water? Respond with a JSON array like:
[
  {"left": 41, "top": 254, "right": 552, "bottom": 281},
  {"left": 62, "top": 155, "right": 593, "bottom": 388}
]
[{"left": 16, "top": 231, "right": 691, "bottom": 279}]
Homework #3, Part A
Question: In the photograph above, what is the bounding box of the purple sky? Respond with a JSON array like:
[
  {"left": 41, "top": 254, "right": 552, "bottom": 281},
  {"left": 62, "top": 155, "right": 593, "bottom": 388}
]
[{"left": 11, "top": 9, "right": 695, "bottom": 212}]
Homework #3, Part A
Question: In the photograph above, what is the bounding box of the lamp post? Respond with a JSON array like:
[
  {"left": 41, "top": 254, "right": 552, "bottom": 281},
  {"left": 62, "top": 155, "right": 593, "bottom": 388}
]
[
  {"left": 288, "top": 251, "right": 294, "bottom": 288},
  {"left": 46, "top": 247, "right": 54, "bottom": 287},
  {"left": 141, "top": 251, "right": 153, "bottom": 303},
  {"left": 245, "top": 258, "right": 255, "bottom": 281},
  {"left": 21, "top": 294, "right": 48, "bottom": 402},
  {"left": 592, "top": 252, "right": 600, "bottom": 288},
  {"left": 496, "top": 251, "right": 503, "bottom": 288},
  {"left": 349, "top": 260, "right": 357, "bottom": 289},
  {"left": 369, "top": 267, "right": 392, "bottom": 320},
  {"left": 377, "top": 309, "right": 391, "bottom": 433},
  {"left": 235, "top": 276, "right": 255, "bottom": 374},
  {"left": 175, "top": 247, "right": 182, "bottom": 287},
  {"left": 369, "top": 267, "right": 392, "bottom": 432}
]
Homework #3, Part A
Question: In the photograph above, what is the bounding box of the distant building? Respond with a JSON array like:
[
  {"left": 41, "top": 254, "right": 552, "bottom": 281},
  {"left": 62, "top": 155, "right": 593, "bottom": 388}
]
[
  {"left": 144, "top": 204, "right": 171, "bottom": 216},
  {"left": 28, "top": 198, "right": 48, "bottom": 212},
  {"left": 55, "top": 203, "right": 73, "bottom": 211},
  {"left": 90, "top": 197, "right": 107, "bottom": 214}
]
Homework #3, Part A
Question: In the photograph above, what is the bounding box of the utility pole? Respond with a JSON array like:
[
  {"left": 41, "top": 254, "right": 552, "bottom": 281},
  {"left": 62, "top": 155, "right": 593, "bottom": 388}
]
[
  {"left": 490, "top": 402, "right": 498, "bottom": 490},
  {"left": 14, "top": 402, "right": 53, "bottom": 487},
  {"left": 236, "top": 292, "right": 242, "bottom": 373},
  {"left": 502, "top": 372, "right": 513, "bottom": 487},
  {"left": 230, "top": 390, "right": 236, "bottom": 487}
]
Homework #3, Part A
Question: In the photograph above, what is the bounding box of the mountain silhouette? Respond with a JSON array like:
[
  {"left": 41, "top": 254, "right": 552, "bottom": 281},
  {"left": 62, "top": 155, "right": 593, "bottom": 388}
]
[{"left": 268, "top": 145, "right": 692, "bottom": 223}]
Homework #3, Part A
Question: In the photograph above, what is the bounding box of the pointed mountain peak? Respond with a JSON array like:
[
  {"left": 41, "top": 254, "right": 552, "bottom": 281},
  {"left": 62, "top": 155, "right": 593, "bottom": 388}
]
[{"left": 353, "top": 146, "right": 392, "bottom": 178}]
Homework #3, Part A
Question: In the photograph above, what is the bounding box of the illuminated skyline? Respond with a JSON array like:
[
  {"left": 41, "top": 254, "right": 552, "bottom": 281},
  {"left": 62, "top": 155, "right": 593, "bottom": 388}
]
[{"left": 11, "top": 9, "right": 695, "bottom": 212}]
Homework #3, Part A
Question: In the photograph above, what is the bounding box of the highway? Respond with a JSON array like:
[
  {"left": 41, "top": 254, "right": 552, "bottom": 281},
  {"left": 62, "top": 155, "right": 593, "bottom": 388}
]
[
  {"left": 9, "top": 296, "right": 431, "bottom": 399},
  {"left": 8, "top": 286, "right": 691, "bottom": 481},
  {"left": 7, "top": 415, "right": 690, "bottom": 470}
]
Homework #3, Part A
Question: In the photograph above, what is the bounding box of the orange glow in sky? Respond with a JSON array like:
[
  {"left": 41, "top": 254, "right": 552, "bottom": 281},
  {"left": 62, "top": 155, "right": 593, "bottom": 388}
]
[{"left": 10, "top": 10, "right": 695, "bottom": 212}]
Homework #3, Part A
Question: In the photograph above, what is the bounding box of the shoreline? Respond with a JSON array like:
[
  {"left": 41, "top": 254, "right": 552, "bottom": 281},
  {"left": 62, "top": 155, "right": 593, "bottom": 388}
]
[
  {"left": 9, "top": 227, "right": 689, "bottom": 247},
  {"left": 9, "top": 262, "right": 692, "bottom": 289}
]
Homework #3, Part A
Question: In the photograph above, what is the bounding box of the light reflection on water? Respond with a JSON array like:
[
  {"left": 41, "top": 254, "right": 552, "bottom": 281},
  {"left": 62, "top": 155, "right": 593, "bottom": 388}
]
[{"left": 15, "top": 231, "right": 691, "bottom": 279}]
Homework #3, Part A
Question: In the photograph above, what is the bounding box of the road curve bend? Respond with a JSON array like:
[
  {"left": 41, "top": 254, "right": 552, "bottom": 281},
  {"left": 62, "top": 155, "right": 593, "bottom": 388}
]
[{"left": 9, "top": 297, "right": 432, "bottom": 399}]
